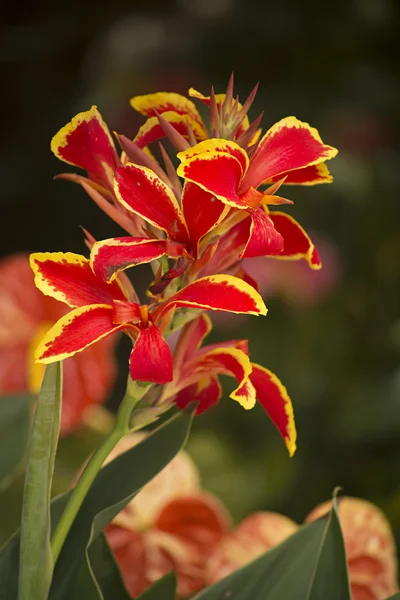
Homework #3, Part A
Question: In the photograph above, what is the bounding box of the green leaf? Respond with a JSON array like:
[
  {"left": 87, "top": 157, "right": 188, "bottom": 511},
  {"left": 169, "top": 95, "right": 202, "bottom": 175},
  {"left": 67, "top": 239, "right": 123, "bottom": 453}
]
[
  {"left": 193, "top": 496, "right": 351, "bottom": 600},
  {"left": 386, "top": 595, "right": 400, "bottom": 599},
  {"left": 0, "top": 394, "right": 33, "bottom": 491},
  {"left": 137, "top": 572, "right": 177, "bottom": 600},
  {"left": 18, "top": 362, "right": 63, "bottom": 600},
  {"left": 0, "top": 408, "right": 193, "bottom": 600}
]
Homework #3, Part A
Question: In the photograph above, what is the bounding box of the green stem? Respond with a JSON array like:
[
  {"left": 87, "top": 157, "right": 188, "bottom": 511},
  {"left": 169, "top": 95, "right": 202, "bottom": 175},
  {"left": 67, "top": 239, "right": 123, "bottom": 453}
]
[{"left": 50, "top": 381, "right": 150, "bottom": 565}]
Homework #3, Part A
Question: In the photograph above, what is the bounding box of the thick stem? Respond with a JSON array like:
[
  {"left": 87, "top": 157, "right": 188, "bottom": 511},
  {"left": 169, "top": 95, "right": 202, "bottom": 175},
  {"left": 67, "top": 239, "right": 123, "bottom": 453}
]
[{"left": 50, "top": 381, "right": 150, "bottom": 565}]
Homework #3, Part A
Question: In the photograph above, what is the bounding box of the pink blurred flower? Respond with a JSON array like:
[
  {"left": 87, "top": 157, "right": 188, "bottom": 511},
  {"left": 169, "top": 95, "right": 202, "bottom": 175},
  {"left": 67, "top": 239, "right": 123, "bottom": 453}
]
[
  {"left": 0, "top": 253, "right": 118, "bottom": 435},
  {"left": 205, "top": 497, "right": 398, "bottom": 600},
  {"left": 104, "top": 433, "right": 231, "bottom": 598}
]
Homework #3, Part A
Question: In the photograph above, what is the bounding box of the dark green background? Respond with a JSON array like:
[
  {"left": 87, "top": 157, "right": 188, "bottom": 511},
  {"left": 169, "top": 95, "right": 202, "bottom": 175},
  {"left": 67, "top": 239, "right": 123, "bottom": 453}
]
[{"left": 1, "top": 0, "right": 400, "bottom": 546}]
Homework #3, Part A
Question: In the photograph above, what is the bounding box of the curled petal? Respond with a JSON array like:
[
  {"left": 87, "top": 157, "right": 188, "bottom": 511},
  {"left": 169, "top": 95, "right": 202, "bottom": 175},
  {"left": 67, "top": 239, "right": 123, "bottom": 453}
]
[
  {"left": 241, "top": 116, "right": 338, "bottom": 191},
  {"left": 35, "top": 305, "right": 124, "bottom": 363},
  {"left": 129, "top": 322, "right": 173, "bottom": 384},
  {"left": 269, "top": 212, "right": 321, "bottom": 269},
  {"left": 173, "top": 314, "right": 213, "bottom": 371},
  {"left": 240, "top": 208, "right": 284, "bottom": 259},
  {"left": 91, "top": 237, "right": 184, "bottom": 283},
  {"left": 50, "top": 106, "right": 119, "bottom": 188},
  {"left": 134, "top": 112, "right": 207, "bottom": 149},
  {"left": 179, "top": 347, "right": 255, "bottom": 410},
  {"left": 250, "top": 363, "right": 297, "bottom": 456},
  {"left": 175, "top": 376, "right": 222, "bottom": 414},
  {"left": 130, "top": 91, "right": 204, "bottom": 126},
  {"left": 30, "top": 252, "right": 126, "bottom": 307},
  {"left": 181, "top": 182, "right": 229, "bottom": 254},
  {"left": 114, "top": 163, "right": 189, "bottom": 243},
  {"left": 268, "top": 162, "right": 334, "bottom": 186},
  {"left": 159, "top": 274, "right": 267, "bottom": 318}
]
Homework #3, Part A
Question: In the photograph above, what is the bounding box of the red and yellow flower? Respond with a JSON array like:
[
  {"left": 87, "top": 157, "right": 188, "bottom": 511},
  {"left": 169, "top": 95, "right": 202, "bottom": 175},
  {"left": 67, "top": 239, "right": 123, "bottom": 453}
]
[
  {"left": 30, "top": 252, "right": 267, "bottom": 385},
  {"left": 0, "top": 254, "right": 118, "bottom": 435},
  {"left": 160, "top": 314, "right": 296, "bottom": 456}
]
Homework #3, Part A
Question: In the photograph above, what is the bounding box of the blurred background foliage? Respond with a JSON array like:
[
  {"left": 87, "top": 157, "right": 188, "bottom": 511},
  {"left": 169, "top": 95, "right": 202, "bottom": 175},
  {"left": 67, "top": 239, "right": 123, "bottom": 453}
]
[{"left": 1, "top": 0, "right": 400, "bottom": 550}]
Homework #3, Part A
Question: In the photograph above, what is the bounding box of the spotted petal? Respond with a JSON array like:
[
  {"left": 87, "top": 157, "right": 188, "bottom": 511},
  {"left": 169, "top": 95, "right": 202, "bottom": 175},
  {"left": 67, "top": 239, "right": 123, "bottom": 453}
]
[
  {"left": 30, "top": 252, "right": 126, "bottom": 307},
  {"left": 91, "top": 237, "right": 185, "bottom": 283},
  {"left": 129, "top": 322, "right": 173, "bottom": 384},
  {"left": 158, "top": 274, "right": 267, "bottom": 318},
  {"left": 241, "top": 117, "right": 338, "bottom": 191},
  {"left": 250, "top": 363, "right": 296, "bottom": 456},
  {"left": 35, "top": 305, "right": 125, "bottom": 363},
  {"left": 114, "top": 164, "right": 189, "bottom": 244},
  {"left": 50, "top": 106, "right": 119, "bottom": 189},
  {"left": 269, "top": 212, "right": 321, "bottom": 269}
]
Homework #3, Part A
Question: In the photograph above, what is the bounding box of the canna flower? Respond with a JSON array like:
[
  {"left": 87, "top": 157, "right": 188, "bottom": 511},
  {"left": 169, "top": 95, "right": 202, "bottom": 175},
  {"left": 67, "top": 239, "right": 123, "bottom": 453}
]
[
  {"left": 205, "top": 498, "right": 399, "bottom": 600},
  {"left": 0, "top": 254, "right": 117, "bottom": 435},
  {"left": 104, "top": 432, "right": 231, "bottom": 598},
  {"left": 30, "top": 252, "right": 267, "bottom": 385},
  {"left": 160, "top": 314, "right": 296, "bottom": 456}
]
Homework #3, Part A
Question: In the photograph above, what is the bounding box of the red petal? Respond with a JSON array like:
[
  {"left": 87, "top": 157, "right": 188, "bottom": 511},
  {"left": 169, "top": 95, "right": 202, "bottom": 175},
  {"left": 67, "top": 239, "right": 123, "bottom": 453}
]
[
  {"left": 268, "top": 162, "right": 333, "bottom": 186},
  {"left": 241, "top": 117, "right": 338, "bottom": 191},
  {"left": 175, "top": 376, "right": 222, "bottom": 414},
  {"left": 181, "top": 182, "right": 229, "bottom": 254},
  {"left": 50, "top": 106, "right": 119, "bottom": 189},
  {"left": 238, "top": 208, "right": 284, "bottom": 258},
  {"left": 177, "top": 147, "right": 247, "bottom": 209},
  {"left": 91, "top": 237, "right": 184, "bottom": 283},
  {"left": 114, "top": 164, "right": 189, "bottom": 244},
  {"left": 129, "top": 322, "right": 173, "bottom": 384},
  {"left": 173, "top": 314, "right": 213, "bottom": 371},
  {"left": 250, "top": 363, "right": 296, "bottom": 456},
  {"left": 160, "top": 274, "right": 267, "bottom": 317},
  {"left": 35, "top": 305, "right": 123, "bottom": 362},
  {"left": 30, "top": 252, "right": 126, "bottom": 307},
  {"left": 269, "top": 211, "right": 321, "bottom": 269}
]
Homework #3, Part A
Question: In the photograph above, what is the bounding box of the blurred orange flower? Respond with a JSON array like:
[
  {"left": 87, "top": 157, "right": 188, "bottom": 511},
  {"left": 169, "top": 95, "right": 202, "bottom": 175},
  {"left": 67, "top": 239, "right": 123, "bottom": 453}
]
[
  {"left": 104, "top": 433, "right": 231, "bottom": 598},
  {"left": 0, "top": 254, "right": 118, "bottom": 435},
  {"left": 205, "top": 497, "right": 398, "bottom": 600}
]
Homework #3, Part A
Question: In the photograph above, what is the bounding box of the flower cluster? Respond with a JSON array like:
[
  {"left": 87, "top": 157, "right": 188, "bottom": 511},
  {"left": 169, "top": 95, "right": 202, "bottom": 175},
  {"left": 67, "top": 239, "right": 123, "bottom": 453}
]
[{"left": 31, "top": 76, "right": 338, "bottom": 453}]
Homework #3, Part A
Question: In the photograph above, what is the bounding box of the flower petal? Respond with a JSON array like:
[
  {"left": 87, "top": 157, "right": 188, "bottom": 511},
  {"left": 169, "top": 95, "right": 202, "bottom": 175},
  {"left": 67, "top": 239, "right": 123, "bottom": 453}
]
[
  {"left": 181, "top": 182, "right": 229, "bottom": 254},
  {"left": 182, "top": 347, "right": 256, "bottom": 410},
  {"left": 130, "top": 92, "right": 204, "bottom": 125},
  {"left": 30, "top": 252, "right": 126, "bottom": 307},
  {"left": 114, "top": 164, "right": 189, "bottom": 244},
  {"left": 129, "top": 322, "right": 173, "bottom": 384},
  {"left": 160, "top": 274, "right": 267, "bottom": 317},
  {"left": 50, "top": 106, "right": 119, "bottom": 188},
  {"left": 35, "top": 305, "right": 124, "bottom": 363},
  {"left": 134, "top": 112, "right": 207, "bottom": 148},
  {"left": 178, "top": 139, "right": 249, "bottom": 176},
  {"left": 91, "top": 237, "right": 184, "bottom": 283},
  {"left": 240, "top": 208, "right": 284, "bottom": 258},
  {"left": 178, "top": 151, "right": 245, "bottom": 209},
  {"left": 175, "top": 376, "right": 222, "bottom": 414},
  {"left": 250, "top": 363, "right": 296, "bottom": 456},
  {"left": 173, "top": 314, "right": 213, "bottom": 371},
  {"left": 268, "top": 212, "right": 321, "bottom": 269},
  {"left": 267, "top": 162, "right": 333, "bottom": 186},
  {"left": 241, "top": 117, "right": 338, "bottom": 191}
]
